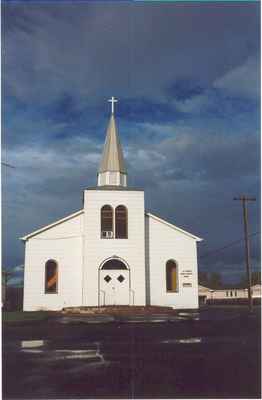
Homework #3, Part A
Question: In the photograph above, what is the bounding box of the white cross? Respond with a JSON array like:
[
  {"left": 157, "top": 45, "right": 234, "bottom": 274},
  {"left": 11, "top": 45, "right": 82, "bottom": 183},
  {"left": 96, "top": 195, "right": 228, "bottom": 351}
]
[{"left": 108, "top": 96, "right": 118, "bottom": 114}]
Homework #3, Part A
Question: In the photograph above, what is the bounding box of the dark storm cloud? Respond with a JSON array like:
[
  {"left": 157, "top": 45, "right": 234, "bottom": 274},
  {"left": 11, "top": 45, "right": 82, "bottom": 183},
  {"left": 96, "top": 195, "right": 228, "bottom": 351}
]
[
  {"left": 159, "top": 131, "right": 259, "bottom": 181},
  {"left": 2, "top": 1, "right": 260, "bottom": 284},
  {"left": 3, "top": 2, "right": 259, "bottom": 105}
]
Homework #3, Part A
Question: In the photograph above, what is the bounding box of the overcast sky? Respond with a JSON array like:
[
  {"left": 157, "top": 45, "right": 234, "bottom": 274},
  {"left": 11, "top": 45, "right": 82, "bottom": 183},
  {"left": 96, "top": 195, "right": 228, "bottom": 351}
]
[{"left": 2, "top": 1, "right": 260, "bottom": 285}]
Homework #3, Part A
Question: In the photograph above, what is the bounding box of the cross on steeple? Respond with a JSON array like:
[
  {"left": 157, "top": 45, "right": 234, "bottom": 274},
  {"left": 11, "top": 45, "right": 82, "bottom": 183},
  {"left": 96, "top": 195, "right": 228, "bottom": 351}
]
[{"left": 108, "top": 96, "right": 118, "bottom": 114}]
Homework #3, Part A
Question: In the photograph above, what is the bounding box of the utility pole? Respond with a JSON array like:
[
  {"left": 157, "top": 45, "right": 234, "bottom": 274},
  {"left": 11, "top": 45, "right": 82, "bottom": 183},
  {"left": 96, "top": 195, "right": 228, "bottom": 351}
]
[{"left": 233, "top": 196, "right": 256, "bottom": 312}]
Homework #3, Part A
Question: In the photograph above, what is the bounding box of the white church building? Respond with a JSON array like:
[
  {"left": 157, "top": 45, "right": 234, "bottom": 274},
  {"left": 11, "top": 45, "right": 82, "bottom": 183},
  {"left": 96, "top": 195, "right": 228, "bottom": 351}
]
[{"left": 22, "top": 98, "right": 202, "bottom": 311}]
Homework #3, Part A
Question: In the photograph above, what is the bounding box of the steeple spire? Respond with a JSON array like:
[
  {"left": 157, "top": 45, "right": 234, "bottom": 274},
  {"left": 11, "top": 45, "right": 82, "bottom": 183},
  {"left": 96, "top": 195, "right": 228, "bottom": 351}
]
[{"left": 97, "top": 98, "right": 127, "bottom": 187}]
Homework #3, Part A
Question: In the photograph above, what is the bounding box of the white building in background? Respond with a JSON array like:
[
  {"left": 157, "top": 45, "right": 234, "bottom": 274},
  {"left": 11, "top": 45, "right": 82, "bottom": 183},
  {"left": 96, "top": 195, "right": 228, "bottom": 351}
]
[
  {"left": 251, "top": 284, "right": 261, "bottom": 299},
  {"left": 198, "top": 284, "right": 261, "bottom": 304},
  {"left": 21, "top": 98, "right": 202, "bottom": 311}
]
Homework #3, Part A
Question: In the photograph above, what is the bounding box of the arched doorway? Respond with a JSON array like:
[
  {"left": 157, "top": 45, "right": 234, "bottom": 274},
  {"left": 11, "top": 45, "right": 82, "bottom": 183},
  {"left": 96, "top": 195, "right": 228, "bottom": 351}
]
[{"left": 99, "top": 257, "right": 131, "bottom": 306}]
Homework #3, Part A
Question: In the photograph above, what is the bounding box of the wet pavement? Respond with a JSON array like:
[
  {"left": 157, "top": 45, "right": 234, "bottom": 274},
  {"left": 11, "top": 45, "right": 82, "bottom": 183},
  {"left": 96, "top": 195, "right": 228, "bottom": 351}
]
[{"left": 3, "top": 307, "right": 261, "bottom": 398}]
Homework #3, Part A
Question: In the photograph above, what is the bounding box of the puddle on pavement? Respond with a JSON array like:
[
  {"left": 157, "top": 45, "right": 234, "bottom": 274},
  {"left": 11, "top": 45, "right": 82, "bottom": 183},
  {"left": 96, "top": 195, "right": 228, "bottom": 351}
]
[
  {"left": 20, "top": 340, "right": 46, "bottom": 353},
  {"left": 59, "top": 316, "right": 115, "bottom": 324},
  {"left": 124, "top": 318, "right": 168, "bottom": 323},
  {"left": 178, "top": 312, "right": 199, "bottom": 317},
  {"left": 21, "top": 349, "right": 45, "bottom": 354},
  {"left": 21, "top": 340, "right": 45, "bottom": 348},
  {"left": 54, "top": 348, "right": 105, "bottom": 361},
  {"left": 162, "top": 337, "right": 202, "bottom": 344},
  {"left": 161, "top": 336, "right": 248, "bottom": 345},
  {"left": 18, "top": 340, "right": 109, "bottom": 365}
]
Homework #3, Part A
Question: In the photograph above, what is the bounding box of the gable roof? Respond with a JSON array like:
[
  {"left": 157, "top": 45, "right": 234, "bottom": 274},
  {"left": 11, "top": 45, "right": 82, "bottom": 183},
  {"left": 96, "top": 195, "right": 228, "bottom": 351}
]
[
  {"left": 20, "top": 210, "right": 84, "bottom": 241},
  {"left": 20, "top": 209, "right": 203, "bottom": 242},
  {"left": 146, "top": 212, "right": 203, "bottom": 242}
]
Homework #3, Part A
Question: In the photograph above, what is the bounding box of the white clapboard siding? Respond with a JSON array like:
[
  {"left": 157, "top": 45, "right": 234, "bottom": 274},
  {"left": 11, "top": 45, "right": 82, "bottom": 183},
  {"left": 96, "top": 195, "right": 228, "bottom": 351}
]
[
  {"left": 23, "top": 213, "right": 84, "bottom": 311},
  {"left": 145, "top": 214, "right": 199, "bottom": 309},
  {"left": 83, "top": 189, "right": 146, "bottom": 306},
  {"left": 22, "top": 193, "right": 201, "bottom": 310}
]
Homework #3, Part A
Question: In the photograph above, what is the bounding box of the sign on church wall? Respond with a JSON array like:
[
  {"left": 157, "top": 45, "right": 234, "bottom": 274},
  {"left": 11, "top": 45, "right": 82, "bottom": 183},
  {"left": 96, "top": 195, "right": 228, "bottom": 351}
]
[{"left": 181, "top": 270, "right": 193, "bottom": 287}]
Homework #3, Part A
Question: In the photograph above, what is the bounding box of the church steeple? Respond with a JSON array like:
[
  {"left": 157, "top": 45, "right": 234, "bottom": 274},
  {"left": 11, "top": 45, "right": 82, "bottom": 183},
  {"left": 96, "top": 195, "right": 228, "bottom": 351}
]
[{"left": 97, "top": 97, "right": 127, "bottom": 187}]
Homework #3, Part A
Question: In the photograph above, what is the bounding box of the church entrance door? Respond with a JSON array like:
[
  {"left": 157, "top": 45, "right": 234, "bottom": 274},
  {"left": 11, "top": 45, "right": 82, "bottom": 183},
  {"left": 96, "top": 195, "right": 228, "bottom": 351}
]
[{"left": 99, "top": 258, "right": 130, "bottom": 306}]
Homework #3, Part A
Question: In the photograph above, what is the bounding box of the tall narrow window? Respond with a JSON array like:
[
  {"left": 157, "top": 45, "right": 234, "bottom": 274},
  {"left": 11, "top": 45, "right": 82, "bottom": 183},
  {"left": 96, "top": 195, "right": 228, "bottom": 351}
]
[
  {"left": 101, "top": 205, "right": 113, "bottom": 238},
  {"left": 115, "top": 205, "right": 128, "bottom": 239},
  {"left": 166, "top": 260, "right": 178, "bottom": 292},
  {"left": 45, "top": 260, "right": 58, "bottom": 293}
]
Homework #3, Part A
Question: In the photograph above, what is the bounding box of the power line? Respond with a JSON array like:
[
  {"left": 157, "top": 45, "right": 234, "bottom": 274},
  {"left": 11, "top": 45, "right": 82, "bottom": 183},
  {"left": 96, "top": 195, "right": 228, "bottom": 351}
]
[
  {"left": 199, "top": 231, "right": 260, "bottom": 259},
  {"left": 2, "top": 162, "right": 15, "bottom": 169}
]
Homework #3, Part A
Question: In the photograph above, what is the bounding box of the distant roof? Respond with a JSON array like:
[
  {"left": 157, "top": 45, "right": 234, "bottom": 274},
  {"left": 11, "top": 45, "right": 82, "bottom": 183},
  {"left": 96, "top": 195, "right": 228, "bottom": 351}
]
[
  {"left": 252, "top": 284, "right": 261, "bottom": 289},
  {"left": 98, "top": 114, "right": 127, "bottom": 174}
]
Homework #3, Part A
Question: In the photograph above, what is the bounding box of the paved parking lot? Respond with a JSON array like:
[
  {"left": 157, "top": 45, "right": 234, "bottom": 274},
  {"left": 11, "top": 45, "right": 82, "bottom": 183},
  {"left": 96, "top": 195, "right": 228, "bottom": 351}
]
[{"left": 3, "top": 307, "right": 261, "bottom": 399}]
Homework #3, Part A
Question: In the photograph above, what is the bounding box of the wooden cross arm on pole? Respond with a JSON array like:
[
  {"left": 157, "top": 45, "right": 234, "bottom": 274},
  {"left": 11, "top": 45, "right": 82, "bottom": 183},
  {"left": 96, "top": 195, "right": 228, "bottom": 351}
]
[{"left": 233, "top": 197, "right": 256, "bottom": 201}]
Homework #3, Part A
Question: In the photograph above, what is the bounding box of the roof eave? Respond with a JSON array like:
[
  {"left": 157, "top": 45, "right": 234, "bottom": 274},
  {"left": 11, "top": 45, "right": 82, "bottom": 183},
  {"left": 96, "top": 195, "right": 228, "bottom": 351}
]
[
  {"left": 20, "top": 209, "right": 84, "bottom": 241},
  {"left": 146, "top": 212, "right": 203, "bottom": 242}
]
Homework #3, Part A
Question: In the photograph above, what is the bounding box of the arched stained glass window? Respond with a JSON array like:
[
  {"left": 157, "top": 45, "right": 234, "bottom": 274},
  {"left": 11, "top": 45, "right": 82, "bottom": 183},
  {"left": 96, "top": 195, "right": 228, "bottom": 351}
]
[
  {"left": 166, "top": 260, "right": 178, "bottom": 292},
  {"left": 115, "top": 205, "right": 128, "bottom": 239},
  {"left": 101, "top": 205, "right": 113, "bottom": 238},
  {"left": 45, "top": 260, "right": 58, "bottom": 293}
]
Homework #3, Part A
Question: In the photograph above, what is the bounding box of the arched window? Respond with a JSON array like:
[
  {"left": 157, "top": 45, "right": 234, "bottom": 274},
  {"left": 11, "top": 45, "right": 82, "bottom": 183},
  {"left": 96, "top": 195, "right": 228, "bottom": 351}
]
[
  {"left": 101, "top": 258, "right": 128, "bottom": 270},
  {"left": 166, "top": 260, "right": 178, "bottom": 292},
  {"left": 45, "top": 260, "right": 58, "bottom": 293},
  {"left": 101, "top": 205, "right": 113, "bottom": 238},
  {"left": 115, "top": 205, "right": 128, "bottom": 239}
]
